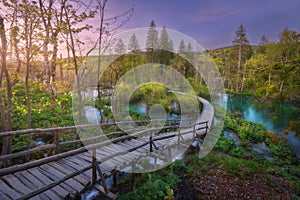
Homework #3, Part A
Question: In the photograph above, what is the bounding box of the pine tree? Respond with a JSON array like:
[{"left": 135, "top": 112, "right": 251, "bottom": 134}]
[
  {"left": 146, "top": 20, "right": 158, "bottom": 51},
  {"left": 178, "top": 39, "right": 186, "bottom": 53},
  {"left": 159, "top": 26, "right": 170, "bottom": 51},
  {"left": 258, "top": 35, "right": 270, "bottom": 53},
  {"left": 157, "top": 26, "right": 174, "bottom": 64},
  {"left": 115, "top": 38, "right": 126, "bottom": 55},
  {"left": 168, "top": 39, "right": 174, "bottom": 52},
  {"left": 232, "top": 24, "right": 251, "bottom": 91},
  {"left": 146, "top": 20, "right": 159, "bottom": 62},
  {"left": 128, "top": 33, "right": 140, "bottom": 52},
  {"left": 259, "top": 35, "right": 269, "bottom": 46}
]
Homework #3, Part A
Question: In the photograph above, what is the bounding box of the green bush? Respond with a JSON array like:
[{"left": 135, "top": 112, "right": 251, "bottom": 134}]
[{"left": 119, "top": 173, "right": 180, "bottom": 200}]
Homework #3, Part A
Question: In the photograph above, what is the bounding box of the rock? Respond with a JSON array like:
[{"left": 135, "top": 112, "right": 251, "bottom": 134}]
[{"left": 251, "top": 142, "right": 273, "bottom": 161}]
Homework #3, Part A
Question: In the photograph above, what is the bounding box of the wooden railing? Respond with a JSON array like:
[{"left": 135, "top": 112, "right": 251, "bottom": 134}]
[
  {"left": 0, "top": 119, "right": 209, "bottom": 200},
  {"left": 0, "top": 119, "right": 182, "bottom": 168}
]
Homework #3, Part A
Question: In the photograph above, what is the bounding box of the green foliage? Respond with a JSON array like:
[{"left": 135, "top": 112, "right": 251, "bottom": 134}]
[
  {"left": 269, "top": 143, "right": 298, "bottom": 165},
  {"left": 119, "top": 173, "right": 180, "bottom": 200},
  {"left": 6, "top": 83, "right": 75, "bottom": 154},
  {"left": 129, "top": 83, "right": 178, "bottom": 114},
  {"left": 187, "top": 77, "right": 210, "bottom": 99},
  {"left": 215, "top": 136, "right": 235, "bottom": 153},
  {"left": 225, "top": 112, "right": 298, "bottom": 165},
  {"left": 12, "top": 85, "right": 74, "bottom": 130},
  {"left": 209, "top": 28, "right": 300, "bottom": 102},
  {"left": 225, "top": 114, "right": 267, "bottom": 143}
]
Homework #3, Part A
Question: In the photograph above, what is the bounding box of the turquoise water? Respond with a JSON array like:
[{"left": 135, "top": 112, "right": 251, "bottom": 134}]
[
  {"left": 217, "top": 94, "right": 300, "bottom": 157},
  {"left": 129, "top": 102, "right": 180, "bottom": 120}
]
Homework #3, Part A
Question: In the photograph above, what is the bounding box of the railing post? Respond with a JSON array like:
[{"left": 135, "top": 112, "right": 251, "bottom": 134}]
[
  {"left": 92, "top": 148, "right": 97, "bottom": 184},
  {"left": 55, "top": 131, "right": 60, "bottom": 155},
  {"left": 150, "top": 131, "right": 153, "bottom": 152},
  {"left": 193, "top": 123, "right": 196, "bottom": 138},
  {"left": 168, "top": 147, "right": 172, "bottom": 162},
  {"left": 95, "top": 161, "right": 109, "bottom": 194},
  {"left": 26, "top": 132, "right": 32, "bottom": 162},
  {"left": 112, "top": 170, "right": 118, "bottom": 188},
  {"left": 177, "top": 127, "right": 181, "bottom": 144}
]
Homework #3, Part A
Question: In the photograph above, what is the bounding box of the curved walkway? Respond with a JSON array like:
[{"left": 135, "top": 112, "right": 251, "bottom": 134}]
[{"left": 0, "top": 97, "right": 214, "bottom": 200}]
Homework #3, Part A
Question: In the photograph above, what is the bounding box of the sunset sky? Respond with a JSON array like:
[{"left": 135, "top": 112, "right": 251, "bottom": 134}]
[{"left": 102, "top": 0, "right": 300, "bottom": 50}]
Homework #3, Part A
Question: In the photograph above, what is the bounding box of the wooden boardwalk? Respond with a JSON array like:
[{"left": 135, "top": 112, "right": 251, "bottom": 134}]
[{"left": 0, "top": 97, "right": 214, "bottom": 199}]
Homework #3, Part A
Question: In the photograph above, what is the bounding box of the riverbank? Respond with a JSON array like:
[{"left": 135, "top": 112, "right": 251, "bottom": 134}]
[{"left": 217, "top": 93, "right": 300, "bottom": 158}]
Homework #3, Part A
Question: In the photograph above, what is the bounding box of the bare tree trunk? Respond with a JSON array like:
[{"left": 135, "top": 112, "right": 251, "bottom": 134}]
[
  {"left": 236, "top": 44, "right": 242, "bottom": 92},
  {"left": 63, "top": 3, "right": 83, "bottom": 125},
  {"left": 66, "top": 34, "right": 71, "bottom": 81},
  {"left": 280, "top": 81, "right": 284, "bottom": 98},
  {"left": 39, "top": 0, "right": 52, "bottom": 84},
  {"left": 240, "top": 62, "right": 247, "bottom": 91},
  {"left": 60, "top": 54, "right": 63, "bottom": 80},
  {"left": 96, "top": 0, "right": 108, "bottom": 124},
  {"left": 50, "top": 38, "right": 58, "bottom": 103},
  {"left": 0, "top": 16, "right": 13, "bottom": 166},
  {"left": 10, "top": 2, "right": 22, "bottom": 75}
]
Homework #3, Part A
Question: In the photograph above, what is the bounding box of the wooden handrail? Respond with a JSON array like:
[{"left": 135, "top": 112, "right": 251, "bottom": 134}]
[
  {"left": 0, "top": 119, "right": 182, "bottom": 138},
  {"left": 0, "top": 120, "right": 208, "bottom": 174}
]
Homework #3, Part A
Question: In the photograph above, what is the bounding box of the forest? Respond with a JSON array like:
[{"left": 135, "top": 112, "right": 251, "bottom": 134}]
[{"left": 0, "top": 0, "right": 300, "bottom": 199}]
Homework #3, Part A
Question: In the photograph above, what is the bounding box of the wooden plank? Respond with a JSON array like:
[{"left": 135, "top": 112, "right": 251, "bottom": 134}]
[
  {"left": 96, "top": 148, "right": 127, "bottom": 165},
  {"left": 0, "top": 179, "right": 21, "bottom": 200},
  {"left": 71, "top": 154, "right": 113, "bottom": 176},
  {"left": 75, "top": 153, "right": 93, "bottom": 163},
  {"left": 38, "top": 190, "right": 60, "bottom": 200},
  {"left": 103, "top": 145, "right": 135, "bottom": 162},
  {"left": 39, "top": 164, "right": 84, "bottom": 193},
  {"left": 2, "top": 174, "right": 32, "bottom": 195},
  {"left": 38, "top": 166, "right": 77, "bottom": 196},
  {"left": 14, "top": 172, "right": 47, "bottom": 200},
  {"left": 71, "top": 154, "right": 111, "bottom": 176},
  {"left": 30, "top": 195, "right": 43, "bottom": 200},
  {"left": 75, "top": 153, "right": 113, "bottom": 173},
  {"left": 18, "top": 171, "right": 44, "bottom": 188},
  {"left": 94, "top": 152, "right": 119, "bottom": 169},
  {"left": 0, "top": 146, "right": 88, "bottom": 176},
  {"left": 16, "top": 165, "right": 92, "bottom": 200},
  {"left": 126, "top": 139, "right": 150, "bottom": 152},
  {"left": 0, "top": 190, "right": 10, "bottom": 200},
  {"left": 59, "top": 159, "right": 97, "bottom": 179},
  {"left": 27, "top": 168, "right": 69, "bottom": 198},
  {"left": 49, "top": 162, "right": 90, "bottom": 186},
  {"left": 19, "top": 170, "right": 59, "bottom": 200},
  {"left": 116, "top": 143, "right": 147, "bottom": 160},
  {"left": 66, "top": 156, "right": 91, "bottom": 168},
  {"left": 56, "top": 159, "right": 91, "bottom": 180}
]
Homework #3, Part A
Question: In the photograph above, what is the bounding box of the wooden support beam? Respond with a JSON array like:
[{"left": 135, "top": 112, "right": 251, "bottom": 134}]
[{"left": 93, "top": 184, "right": 117, "bottom": 200}]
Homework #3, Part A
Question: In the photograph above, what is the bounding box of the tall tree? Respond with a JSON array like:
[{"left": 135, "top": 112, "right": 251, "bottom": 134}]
[
  {"left": 93, "top": 0, "right": 133, "bottom": 123},
  {"left": 0, "top": 15, "right": 13, "bottom": 166},
  {"left": 115, "top": 38, "right": 126, "bottom": 55},
  {"left": 159, "top": 26, "right": 170, "bottom": 50},
  {"left": 128, "top": 33, "right": 140, "bottom": 52},
  {"left": 258, "top": 35, "right": 270, "bottom": 54},
  {"left": 38, "top": 0, "right": 52, "bottom": 84},
  {"left": 178, "top": 39, "right": 186, "bottom": 53},
  {"left": 146, "top": 20, "right": 159, "bottom": 62},
  {"left": 20, "top": 1, "right": 41, "bottom": 129},
  {"left": 232, "top": 24, "right": 251, "bottom": 91},
  {"left": 158, "top": 26, "right": 173, "bottom": 64},
  {"left": 168, "top": 39, "right": 174, "bottom": 52}
]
